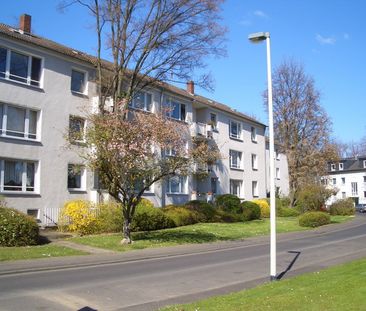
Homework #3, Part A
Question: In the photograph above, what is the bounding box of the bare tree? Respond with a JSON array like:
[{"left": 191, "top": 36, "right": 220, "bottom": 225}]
[
  {"left": 265, "top": 60, "right": 338, "bottom": 206},
  {"left": 60, "top": 0, "right": 226, "bottom": 112}
]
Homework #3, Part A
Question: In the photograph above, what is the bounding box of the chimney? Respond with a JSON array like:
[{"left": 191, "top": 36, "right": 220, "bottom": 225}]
[
  {"left": 19, "top": 14, "right": 31, "bottom": 33},
  {"left": 187, "top": 80, "right": 194, "bottom": 95}
]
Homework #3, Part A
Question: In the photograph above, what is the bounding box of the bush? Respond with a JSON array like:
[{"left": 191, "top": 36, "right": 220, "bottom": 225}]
[
  {"left": 278, "top": 207, "right": 300, "bottom": 217},
  {"left": 215, "top": 194, "right": 241, "bottom": 214},
  {"left": 241, "top": 201, "right": 261, "bottom": 221},
  {"left": 162, "top": 205, "right": 199, "bottom": 226},
  {"left": 253, "top": 199, "right": 270, "bottom": 218},
  {"left": 299, "top": 211, "right": 331, "bottom": 227},
  {"left": 0, "top": 207, "right": 39, "bottom": 246},
  {"left": 329, "top": 199, "right": 355, "bottom": 216},
  {"left": 184, "top": 200, "right": 217, "bottom": 223},
  {"left": 132, "top": 199, "right": 175, "bottom": 231},
  {"left": 97, "top": 201, "right": 124, "bottom": 233},
  {"left": 214, "top": 209, "right": 244, "bottom": 223},
  {"left": 296, "top": 184, "right": 335, "bottom": 213},
  {"left": 59, "top": 200, "right": 99, "bottom": 235}
]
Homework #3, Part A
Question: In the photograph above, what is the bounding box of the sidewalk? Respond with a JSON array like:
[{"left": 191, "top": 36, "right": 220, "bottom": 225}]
[{"left": 0, "top": 215, "right": 364, "bottom": 276}]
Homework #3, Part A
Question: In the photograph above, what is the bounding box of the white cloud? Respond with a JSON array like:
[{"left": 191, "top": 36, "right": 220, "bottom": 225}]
[
  {"left": 316, "top": 34, "right": 336, "bottom": 45},
  {"left": 253, "top": 10, "right": 268, "bottom": 18}
]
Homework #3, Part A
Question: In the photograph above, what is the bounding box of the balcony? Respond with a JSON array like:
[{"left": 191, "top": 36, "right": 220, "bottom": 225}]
[{"left": 191, "top": 122, "right": 213, "bottom": 139}]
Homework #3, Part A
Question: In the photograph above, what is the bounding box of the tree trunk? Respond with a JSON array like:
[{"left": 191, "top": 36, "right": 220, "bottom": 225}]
[{"left": 121, "top": 218, "right": 132, "bottom": 244}]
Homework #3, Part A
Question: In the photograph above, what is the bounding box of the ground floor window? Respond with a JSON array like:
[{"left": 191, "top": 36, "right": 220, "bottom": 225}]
[
  {"left": 252, "top": 181, "right": 258, "bottom": 197},
  {"left": 0, "top": 159, "right": 37, "bottom": 192},
  {"left": 230, "top": 179, "right": 242, "bottom": 197},
  {"left": 166, "top": 176, "right": 187, "bottom": 194}
]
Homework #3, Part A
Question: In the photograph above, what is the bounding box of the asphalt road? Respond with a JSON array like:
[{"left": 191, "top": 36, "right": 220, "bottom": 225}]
[{"left": 1, "top": 215, "right": 366, "bottom": 311}]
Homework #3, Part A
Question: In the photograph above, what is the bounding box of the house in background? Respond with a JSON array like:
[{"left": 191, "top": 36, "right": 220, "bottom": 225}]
[
  {"left": 324, "top": 156, "right": 366, "bottom": 206},
  {"left": 0, "top": 14, "right": 289, "bottom": 226}
]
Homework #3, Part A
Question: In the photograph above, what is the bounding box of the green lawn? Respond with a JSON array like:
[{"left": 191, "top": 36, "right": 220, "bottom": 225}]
[
  {"left": 70, "top": 216, "right": 352, "bottom": 252},
  {"left": 0, "top": 245, "right": 87, "bottom": 261},
  {"left": 161, "top": 257, "right": 366, "bottom": 311}
]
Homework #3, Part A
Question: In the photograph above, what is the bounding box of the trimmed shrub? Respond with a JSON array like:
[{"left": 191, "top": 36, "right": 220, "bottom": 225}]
[
  {"left": 299, "top": 211, "right": 330, "bottom": 227},
  {"left": 241, "top": 201, "right": 261, "bottom": 221},
  {"left": 59, "top": 200, "right": 99, "bottom": 235},
  {"left": 215, "top": 194, "right": 241, "bottom": 214},
  {"left": 97, "top": 201, "right": 124, "bottom": 233},
  {"left": 214, "top": 209, "right": 244, "bottom": 223},
  {"left": 329, "top": 199, "right": 355, "bottom": 216},
  {"left": 0, "top": 207, "right": 39, "bottom": 246},
  {"left": 278, "top": 207, "right": 300, "bottom": 217},
  {"left": 184, "top": 200, "right": 217, "bottom": 223},
  {"left": 132, "top": 199, "right": 175, "bottom": 231},
  {"left": 162, "top": 205, "right": 199, "bottom": 226},
  {"left": 253, "top": 199, "right": 270, "bottom": 218}
]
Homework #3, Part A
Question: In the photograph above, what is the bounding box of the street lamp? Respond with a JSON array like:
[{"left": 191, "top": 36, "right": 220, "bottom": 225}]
[{"left": 248, "top": 31, "right": 277, "bottom": 281}]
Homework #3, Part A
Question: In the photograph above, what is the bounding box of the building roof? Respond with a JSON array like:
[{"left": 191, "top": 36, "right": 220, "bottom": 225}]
[
  {"left": 328, "top": 156, "right": 366, "bottom": 174},
  {"left": 0, "top": 21, "right": 265, "bottom": 128}
]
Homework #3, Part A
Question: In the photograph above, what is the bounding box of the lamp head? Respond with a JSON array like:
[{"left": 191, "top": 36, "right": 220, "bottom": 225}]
[{"left": 248, "top": 32, "right": 270, "bottom": 43}]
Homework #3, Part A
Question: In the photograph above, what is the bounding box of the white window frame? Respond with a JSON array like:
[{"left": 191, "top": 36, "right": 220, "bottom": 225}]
[
  {"left": 276, "top": 150, "right": 280, "bottom": 160},
  {"left": 351, "top": 182, "right": 358, "bottom": 196},
  {"left": 230, "top": 179, "right": 242, "bottom": 197},
  {"left": 332, "top": 178, "right": 336, "bottom": 185},
  {"left": 210, "top": 112, "right": 218, "bottom": 131},
  {"left": 0, "top": 103, "right": 40, "bottom": 141},
  {"left": 71, "top": 68, "right": 88, "bottom": 95},
  {"left": 0, "top": 46, "right": 43, "bottom": 88},
  {"left": 67, "top": 164, "right": 86, "bottom": 191},
  {"left": 251, "top": 126, "right": 257, "bottom": 142},
  {"left": 276, "top": 167, "right": 280, "bottom": 179},
  {"left": 251, "top": 153, "right": 258, "bottom": 170},
  {"left": 69, "top": 115, "right": 86, "bottom": 143},
  {"left": 164, "top": 97, "right": 186, "bottom": 121},
  {"left": 230, "top": 149, "right": 243, "bottom": 170},
  {"left": 229, "top": 120, "right": 241, "bottom": 140},
  {"left": 130, "top": 91, "right": 153, "bottom": 112},
  {"left": 342, "top": 177, "right": 346, "bottom": 185},
  {"left": 166, "top": 175, "right": 187, "bottom": 194},
  {"left": 0, "top": 158, "right": 39, "bottom": 193},
  {"left": 339, "top": 163, "right": 344, "bottom": 170},
  {"left": 363, "top": 160, "right": 366, "bottom": 168},
  {"left": 330, "top": 163, "right": 336, "bottom": 171},
  {"left": 252, "top": 180, "right": 258, "bottom": 197}
]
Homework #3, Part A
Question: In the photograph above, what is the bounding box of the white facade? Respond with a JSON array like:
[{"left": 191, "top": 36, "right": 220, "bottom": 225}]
[{"left": 0, "top": 15, "right": 289, "bottom": 225}]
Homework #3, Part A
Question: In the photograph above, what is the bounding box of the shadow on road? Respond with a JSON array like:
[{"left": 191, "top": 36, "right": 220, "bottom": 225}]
[{"left": 277, "top": 250, "right": 301, "bottom": 280}]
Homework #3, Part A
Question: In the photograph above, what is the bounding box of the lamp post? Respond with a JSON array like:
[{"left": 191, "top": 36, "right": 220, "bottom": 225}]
[{"left": 248, "top": 32, "right": 276, "bottom": 281}]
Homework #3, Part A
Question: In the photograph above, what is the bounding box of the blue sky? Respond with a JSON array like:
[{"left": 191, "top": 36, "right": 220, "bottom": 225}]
[{"left": 1, "top": 0, "right": 365, "bottom": 143}]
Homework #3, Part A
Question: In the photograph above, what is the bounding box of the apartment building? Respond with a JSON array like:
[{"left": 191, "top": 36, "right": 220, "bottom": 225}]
[
  {"left": 0, "top": 14, "right": 289, "bottom": 225},
  {"left": 325, "top": 156, "right": 366, "bottom": 206}
]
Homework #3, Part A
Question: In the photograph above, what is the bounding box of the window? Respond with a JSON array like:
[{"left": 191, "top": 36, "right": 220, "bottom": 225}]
[
  {"left": 364, "top": 191, "right": 366, "bottom": 198},
  {"left": 164, "top": 98, "right": 186, "bottom": 121},
  {"left": 166, "top": 176, "right": 187, "bottom": 194},
  {"left": 69, "top": 116, "right": 85, "bottom": 143},
  {"left": 330, "top": 163, "right": 336, "bottom": 171},
  {"left": 71, "top": 69, "right": 87, "bottom": 94},
  {"left": 230, "top": 150, "right": 243, "bottom": 169},
  {"left": 27, "top": 209, "right": 40, "bottom": 222},
  {"left": 251, "top": 154, "right": 258, "bottom": 170},
  {"left": 332, "top": 178, "right": 336, "bottom": 185},
  {"left": 230, "top": 179, "right": 242, "bottom": 197},
  {"left": 363, "top": 176, "right": 366, "bottom": 183},
  {"left": 0, "top": 47, "right": 42, "bottom": 87},
  {"left": 229, "top": 120, "right": 241, "bottom": 139},
  {"left": 251, "top": 126, "right": 257, "bottom": 142},
  {"left": 342, "top": 177, "right": 345, "bottom": 185},
  {"left": 364, "top": 160, "right": 366, "bottom": 168},
  {"left": 342, "top": 192, "right": 346, "bottom": 199},
  {"left": 130, "top": 91, "right": 152, "bottom": 112},
  {"left": 211, "top": 177, "right": 217, "bottom": 194},
  {"left": 276, "top": 150, "right": 280, "bottom": 160},
  {"left": 0, "top": 103, "right": 38, "bottom": 140},
  {"left": 339, "top": 163, "right": 344, "bottom": 170},
  {"left": 210, "top": 113, "right": 217, "bottom": 130},
  {"left": 252, "top": 181, "right": 258, "bottom": 197},
  {"left": 0, "top": 159, "right": 37, "bottom": 192},
  {"left": 351, "top": 182, "right": 358, "bottom": 196},
  {"left": 276, "top": 167, "right": 280, "bottom": 179},
  {"left": 68, "top": 164, "right": 86, "bottom": 190}
]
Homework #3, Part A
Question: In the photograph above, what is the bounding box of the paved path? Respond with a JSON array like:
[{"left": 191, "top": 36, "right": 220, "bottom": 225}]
[{"left": 0, "top": 215, "right": 365, "bottom": 311}]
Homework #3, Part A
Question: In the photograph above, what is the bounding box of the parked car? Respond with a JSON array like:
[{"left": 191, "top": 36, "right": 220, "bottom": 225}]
[{"left": 355, "top": 204, "right": 366, "bottom": 213}]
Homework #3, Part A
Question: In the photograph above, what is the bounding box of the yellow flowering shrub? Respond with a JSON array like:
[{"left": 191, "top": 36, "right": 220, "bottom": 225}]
[
  {"left": 252, "top": 199, "right": 270, "bottom": 218},
  {"left": 59, "top": 200, "right": 100, "bottom": 235}
]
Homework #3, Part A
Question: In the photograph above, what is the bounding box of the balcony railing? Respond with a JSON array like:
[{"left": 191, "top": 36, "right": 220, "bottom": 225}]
[{"left": 191, "top": 122, "right": 213, "bottom": 139}]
